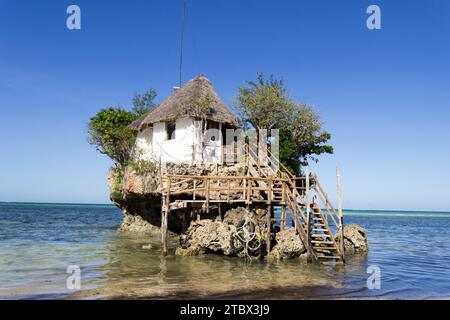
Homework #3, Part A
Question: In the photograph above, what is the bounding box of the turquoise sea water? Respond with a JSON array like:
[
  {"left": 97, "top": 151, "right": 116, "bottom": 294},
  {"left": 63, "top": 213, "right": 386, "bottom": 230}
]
[{"left": 1, "top": 202, "right": 450, "bottom": 299}]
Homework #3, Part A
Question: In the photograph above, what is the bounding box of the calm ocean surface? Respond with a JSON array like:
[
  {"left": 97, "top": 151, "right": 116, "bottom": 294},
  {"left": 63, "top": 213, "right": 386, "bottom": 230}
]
[{"left": 1, "top": 202, "right": 450, "bottom": 300}]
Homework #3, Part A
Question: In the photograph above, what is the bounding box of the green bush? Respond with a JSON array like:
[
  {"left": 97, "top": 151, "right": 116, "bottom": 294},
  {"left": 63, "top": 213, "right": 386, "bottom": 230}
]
[
  {"left": 88, "top": 108, "right": 137, "bottom": 168},
  {"left": 110, "top": 191, "right": 125, "bottom": 202},
  {"left": 129, "top": 160, "right": 159, "bottom": 175}
]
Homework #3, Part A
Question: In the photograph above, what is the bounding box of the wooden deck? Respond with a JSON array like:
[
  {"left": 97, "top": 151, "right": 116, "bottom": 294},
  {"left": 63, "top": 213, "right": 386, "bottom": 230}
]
[{"left": 159, "top": 147, "right": 345, "bottom": 265}]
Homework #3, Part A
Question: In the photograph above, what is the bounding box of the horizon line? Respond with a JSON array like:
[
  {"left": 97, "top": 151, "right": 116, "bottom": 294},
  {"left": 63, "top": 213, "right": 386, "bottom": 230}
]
[{"left": 0, "top": 201, "right": 448, "bottom": 214}]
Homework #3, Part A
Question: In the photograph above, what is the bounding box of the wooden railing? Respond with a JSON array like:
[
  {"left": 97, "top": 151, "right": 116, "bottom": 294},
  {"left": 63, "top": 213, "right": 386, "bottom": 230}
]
[
  {"left": 313, "top": 175, "right": 345, "bottom": 256},
  {"left": 266, "top": 147, "right": 344, "bottom": 260},
  {"left": 221, "top": 144, "right": 242, "bottom": 164},
  {"left": 161, "top": 175, "right": 289, "bottom": 206}
]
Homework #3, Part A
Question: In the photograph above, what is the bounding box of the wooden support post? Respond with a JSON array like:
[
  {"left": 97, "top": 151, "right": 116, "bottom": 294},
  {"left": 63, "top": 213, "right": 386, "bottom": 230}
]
[
  {"left": 266, "top": 204, "right": 272, "bottom": 253},
  {"left": 243, "top": 178, "right": 247, "bottom": 202},
  {"left": 193, "top": 180, "right": 197, "bottom": 200},
  {"left": 162, "top": 188, "right": 169, "bottom": 256},
  {"left": 161, "top": 196, "right": 166, "bottom": 253},
  {"left": 247, "top": 178, "right": 252, "bottom": 204},
  {"left": 205, "top": 178, "right": 210, "bottom": 214},
  {"left": 268, "top": 178, "right": 273, "bottom": 203},
  {"left": 305, "top": 166, "right": 311, "bottom": 250},
  {"left": 218, "top": 203, "right": 223, "bottom": 222},
  {"left": 281, "top": 206, "right": 286, "bottom": 231},
  {"left": 246, "top": 144, "right": 249, "bottom": 167},
  {"left": 336, "top": 166, "right": 345, "bottom": 258},
  {"left": 161, "top": 177, "right": 171, "bottom": 256}
]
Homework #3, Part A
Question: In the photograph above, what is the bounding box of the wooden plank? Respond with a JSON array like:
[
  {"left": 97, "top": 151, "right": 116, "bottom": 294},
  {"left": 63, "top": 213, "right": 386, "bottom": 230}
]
[
  {"left": 165, "top": 174, "right": 289, "bottom": 182},
  {"left": 266, "top": 204, "right": 272, "bottom": 253},
  {"left": 312, "top": 234, "right": 332, "bottom": 238},
  {"left": 336, "top": 166, "right": 345, "bottom": 260},
  {"left": 311, "top": 240, "right": 334, "bottom": 244},
  {"left": 268, "top": 178, "right": 273, "bottom": 203},
  {"left": 205, "top": 178, "right": 210, "bottom": 214},
  {"left": 169, "top": 201, "right": 188, "bottom": 210},
  {"left": 246, "top": 178, "right": 252, "bottom": 204},
  {"left": 314, "top": 183, "right": 339, "bottom": 228},
  {"left": 305, "top": 166, "right": 311, "bottom": 251},
  {"left": 193, "top": 180, "right": 197, "bottom": 200},
  {"left": 281, "top": 206, "right": 286, "bottom": 231},
  {"left": 161, "top": 176, "right": 171, "bottom": 256}
]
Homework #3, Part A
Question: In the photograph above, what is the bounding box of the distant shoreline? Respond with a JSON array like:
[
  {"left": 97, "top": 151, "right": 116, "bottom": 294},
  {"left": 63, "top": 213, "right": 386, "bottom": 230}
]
[
  {"left": 0, "top": 201, "right": 115, "bottom": 208},
  {"left": 1, "top": 201, "right": 449, "bottom": 215}
]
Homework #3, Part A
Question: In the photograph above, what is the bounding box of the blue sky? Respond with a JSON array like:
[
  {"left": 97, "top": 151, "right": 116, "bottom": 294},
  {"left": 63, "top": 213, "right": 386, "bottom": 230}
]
[{"left": 1, "top": 0, "right": 449, "bottom": 210}]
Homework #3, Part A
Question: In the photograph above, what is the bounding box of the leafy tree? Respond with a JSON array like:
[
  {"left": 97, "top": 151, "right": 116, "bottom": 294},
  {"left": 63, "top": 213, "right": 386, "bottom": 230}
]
[
  {"left": 281, "top": 105, "right": 334, "bottom": 170},
  {"left": 88, "top": 88, "right": 157, "bottom": 168},
  {"left": 132, "top": 88, "right": 157, "bottom": 116},
  {"left": 236, "top": 73, "right": 333, "bottom": 175},
  {"left": 88, "top": 107, "right": 137, "bottom": 168},
  {"left": 237, "top": 73, "right": 293, "bottom": 130}
]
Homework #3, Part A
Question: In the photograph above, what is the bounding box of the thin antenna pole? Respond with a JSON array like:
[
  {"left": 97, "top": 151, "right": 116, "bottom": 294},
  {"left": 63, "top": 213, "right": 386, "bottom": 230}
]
[{"left": 179, "top": 0, "right": 187, "bottom": 87}]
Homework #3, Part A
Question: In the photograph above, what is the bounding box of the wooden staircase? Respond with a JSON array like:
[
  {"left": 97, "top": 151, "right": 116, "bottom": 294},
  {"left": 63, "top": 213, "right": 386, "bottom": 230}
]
[
  {"left": 283, "top": 181, "right": 343, "bottom": 265},
  {"left": 310, "top": 200, "right": 343, "bottom": 264},
  {"left": 247, "top": 147, "right": 344, "bottom": 265}
]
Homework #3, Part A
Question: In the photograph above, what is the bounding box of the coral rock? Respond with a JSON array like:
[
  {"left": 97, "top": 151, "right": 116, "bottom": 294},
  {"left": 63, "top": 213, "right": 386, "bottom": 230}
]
[
  {"left": 268, "top": 228, "right": 307, "bottom": 260},
  {"left": 335, "top": 224, "right": 369, "bottom": 254}
]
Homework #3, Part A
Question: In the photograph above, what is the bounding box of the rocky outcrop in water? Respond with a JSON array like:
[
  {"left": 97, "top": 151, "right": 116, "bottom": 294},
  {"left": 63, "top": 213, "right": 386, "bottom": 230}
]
[
  {"left": 175, "top": 220, "right": 238, "bottom": 256},
  {"left": 335, "top": 224, "right": 369, "bottom": 254},
  {"left": 108, "top": 162, "right": 248, "bottom": 234},
  {"left": 268, "top": 228, "right": 307, "bottom": 260},
  {"left": 175, "top": 206, "right": 269, "bottom": 257},
  {"left": 176, "top": 218, "right": 369, "bottom": 260},
  {"left": 223, "top": 207, "right": 268, "bottom": 230}
]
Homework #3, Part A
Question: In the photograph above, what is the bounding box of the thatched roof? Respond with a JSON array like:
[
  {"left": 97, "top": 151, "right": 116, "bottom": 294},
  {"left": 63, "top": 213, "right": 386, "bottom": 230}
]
[
  {"left": 129, "top": 110, "right": 152, "bottom": 131},
  {"left": 136, "top": 75, "right": 240, "bottom": 130}
]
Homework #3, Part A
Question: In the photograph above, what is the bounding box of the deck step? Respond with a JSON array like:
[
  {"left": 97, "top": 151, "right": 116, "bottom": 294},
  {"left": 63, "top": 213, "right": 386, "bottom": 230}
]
[
  {"left": 317, "top": 255, "right": 342, "bottom": 259},
  {"left": 311, "top": 234, "right": 332, "bottom": 238},
  {"left": 320, "top": 261, "right": 344, "bottom": 266},
  {"left": 313, "top": 248, "right": 335, "bottom": 253},
  {"left": 311, "top": 240, "right": 335, "bottom": 245},
  {"left": 312, "top": 228, "right": 329, "bottom": 232},
  {"left": 313, "top": 247, "right": 337, "bottom": 252}
]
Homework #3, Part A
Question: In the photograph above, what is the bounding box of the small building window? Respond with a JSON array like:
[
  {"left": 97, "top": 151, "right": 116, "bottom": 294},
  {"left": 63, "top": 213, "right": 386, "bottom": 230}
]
[
  {"left": 206, "top": 121, "right": 220, "bottom": 142},
  {"left": 166, "top": 122, "right": 176, "bottom": 140}
]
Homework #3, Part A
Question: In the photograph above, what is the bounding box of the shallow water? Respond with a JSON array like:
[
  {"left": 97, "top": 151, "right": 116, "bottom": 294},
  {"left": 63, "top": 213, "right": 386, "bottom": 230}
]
[{"left": 0, "top": 203, "right": 449, "bottom": 299}]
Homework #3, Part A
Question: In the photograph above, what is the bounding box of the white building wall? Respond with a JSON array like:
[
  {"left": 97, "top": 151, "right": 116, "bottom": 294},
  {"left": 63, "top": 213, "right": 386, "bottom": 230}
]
[
  {"left": 134, "top": 127, "right": 154, "bottom": 161},
  {"left": 152, "top": 117, "right": 196, "bottom": 163},
  {"left": 203, "top": 122, "right": 222, "bottom": 164},
  {"left": 134, "top": 117, "right": 224, "bottom": 164},
  {"left": 193, "top": 120, "right": 222, "bottom": 164}
]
